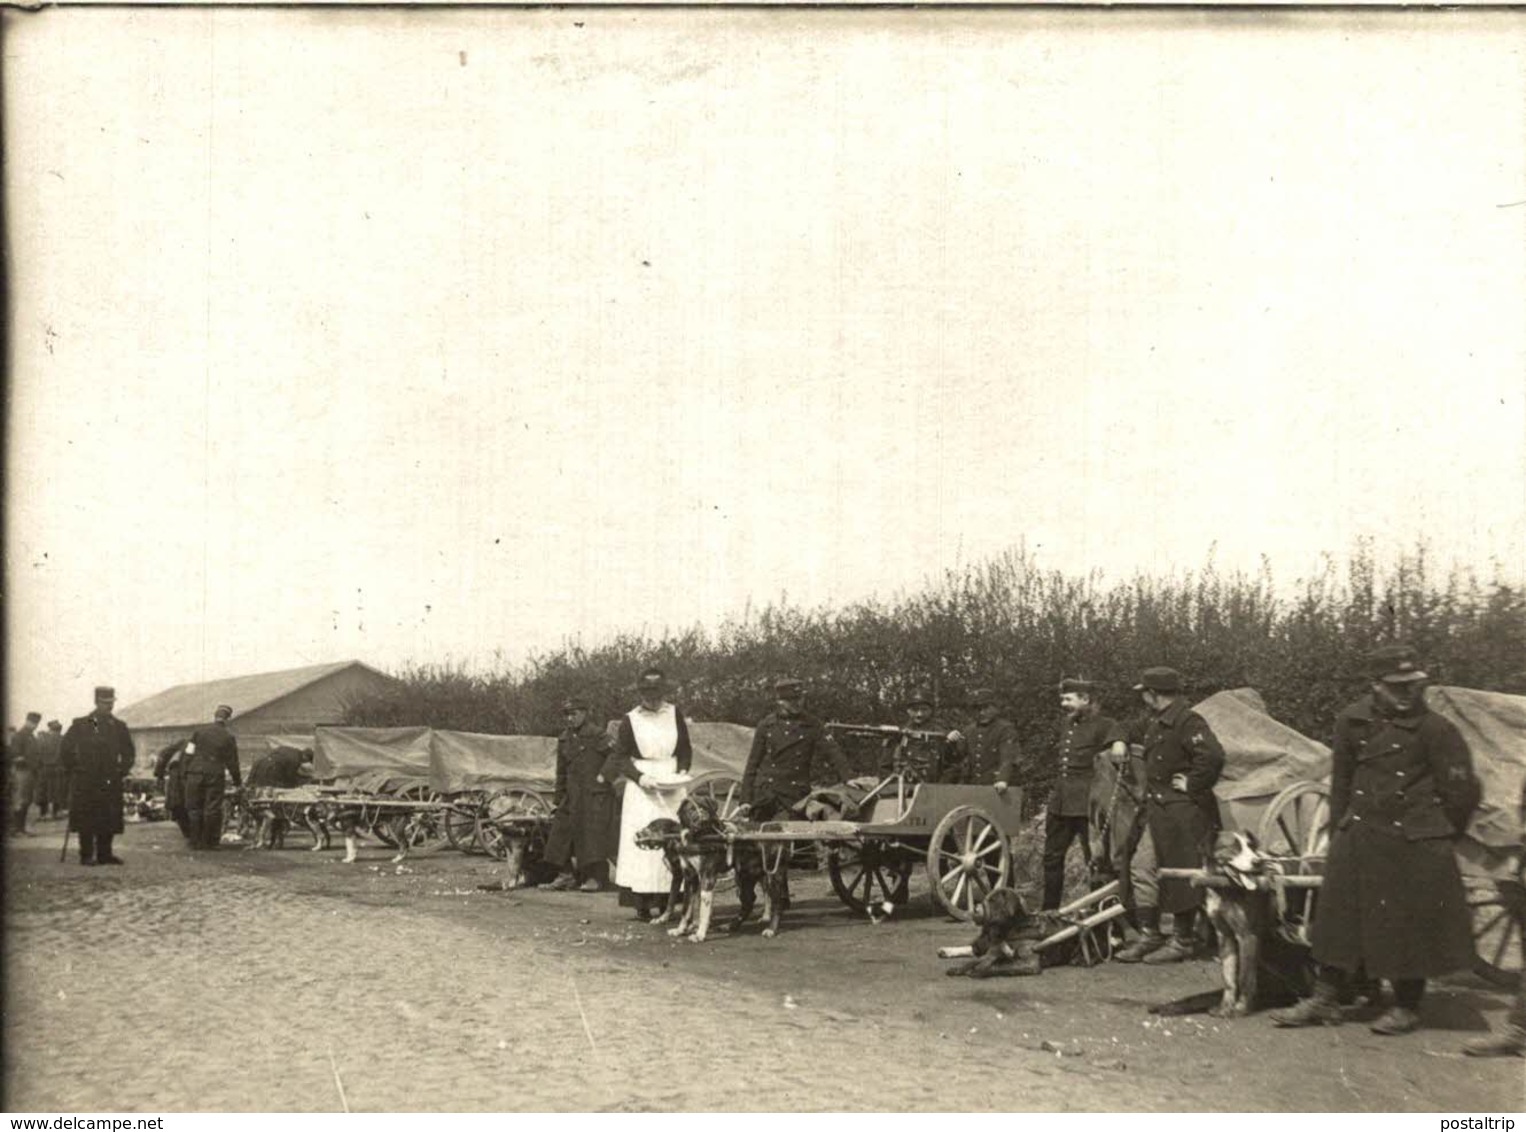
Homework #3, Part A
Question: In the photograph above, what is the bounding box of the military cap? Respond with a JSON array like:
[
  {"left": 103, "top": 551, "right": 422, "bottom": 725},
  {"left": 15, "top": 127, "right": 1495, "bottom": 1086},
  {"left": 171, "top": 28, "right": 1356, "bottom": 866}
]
[
  {"left": 774, "top": 676, "right": 805, "bottom": 695},
  {"left": 1367, "top": 644, "right": 1428, "bottom": 683},
  {"left": 24, "top": 711, "right": 41, "bottom": 723},
  {"left": 46, "top": 720, "right": 61, "bottom": 730},
  {"left": 94, "top": 686, "right": 116, "bottom": 701},
  {"left": 968, "top": 687, "right": 997, "bottom": 706},
  {"left": 1057, "top": 678, "right": 1097, "bottom": 695},
  {"left": 634, "top": 668, "right": 668, "bottom": 693},
  {"left": 214, "top": 704, "right": 234, "bottom": 720},
  {"left": 1132, "top": 667, "right": 1184, "bottom": 693},
  {"left": 905, "top": 685, "right": 935, "bottom": 708},
  {"left": 561, "top": 695, "right": 590, "bottom": 712}
]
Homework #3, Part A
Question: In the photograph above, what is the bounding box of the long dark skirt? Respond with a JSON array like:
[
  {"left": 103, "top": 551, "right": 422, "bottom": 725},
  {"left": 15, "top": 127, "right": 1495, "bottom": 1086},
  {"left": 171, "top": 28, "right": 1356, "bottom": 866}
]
[{"left": 1312, "top": 824, "right": 1474, "bottom": 980}]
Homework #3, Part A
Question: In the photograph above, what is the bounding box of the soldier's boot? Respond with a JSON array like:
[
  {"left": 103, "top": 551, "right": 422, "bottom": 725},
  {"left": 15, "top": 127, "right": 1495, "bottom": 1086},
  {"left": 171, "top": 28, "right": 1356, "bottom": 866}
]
[
  {"left": 97, "top": 833, "right": 123, "bottom": 865},
  {"left": 1270, "top": 977, "right": 1344, "bottom": 1028},
  {"left": 1370, "top": 979, "right": 1424, "bottom": 1035},
  {"left": 1115, "top": 908, "right": 1163, "bottom": 963},
  {"left": 1463, "top": 1023, "right": 1526, "bottom": 1058},
  {"left": 1144, "top": 910, "right": 1197, "bottom": 965}
]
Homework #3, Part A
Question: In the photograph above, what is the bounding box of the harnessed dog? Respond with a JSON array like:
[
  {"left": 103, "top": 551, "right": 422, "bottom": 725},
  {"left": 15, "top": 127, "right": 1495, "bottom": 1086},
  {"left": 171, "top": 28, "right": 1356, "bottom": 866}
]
[
  {"left": 636, "top": 795, "right": 734, "bottom": 942},
  {"left": 941, "top": 888, "right": 1086, "bottom": 977},
  {"left": 1150, "top": 829, "right": 1315, "bottom": 1017}
]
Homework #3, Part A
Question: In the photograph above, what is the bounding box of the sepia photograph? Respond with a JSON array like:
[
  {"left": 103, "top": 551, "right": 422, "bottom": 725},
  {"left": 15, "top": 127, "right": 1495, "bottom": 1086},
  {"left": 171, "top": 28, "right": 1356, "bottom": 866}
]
[{"left": 4, "top": 4, "right": 1525, "bottom": 1114}]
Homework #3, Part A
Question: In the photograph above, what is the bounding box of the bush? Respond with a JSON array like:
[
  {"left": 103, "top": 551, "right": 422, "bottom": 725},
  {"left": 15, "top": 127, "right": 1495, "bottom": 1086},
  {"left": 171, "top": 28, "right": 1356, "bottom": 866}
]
[{"left": 345, "top": 542, "right": 1526, "bottom": 808}]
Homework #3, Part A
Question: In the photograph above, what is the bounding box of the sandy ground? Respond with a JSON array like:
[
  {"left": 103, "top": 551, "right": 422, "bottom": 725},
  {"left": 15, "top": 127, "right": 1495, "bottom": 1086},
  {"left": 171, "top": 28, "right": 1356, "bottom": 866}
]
[{"left": 4, "top": 818, "right": 1523, "bottom": 1113}]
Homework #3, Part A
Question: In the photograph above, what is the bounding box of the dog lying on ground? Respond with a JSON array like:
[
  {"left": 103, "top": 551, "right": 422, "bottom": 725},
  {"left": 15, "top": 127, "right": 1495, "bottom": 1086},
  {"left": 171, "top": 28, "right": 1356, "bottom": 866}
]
[
  {"left": 942, "top": 888, "right": 1080, "bottom": 977},
  {"left": 636, "top": 795, "right": 734, "bottom": 942},
  {"left": 1149, "top": 830, "right": 1314, "bottom": 1018}
]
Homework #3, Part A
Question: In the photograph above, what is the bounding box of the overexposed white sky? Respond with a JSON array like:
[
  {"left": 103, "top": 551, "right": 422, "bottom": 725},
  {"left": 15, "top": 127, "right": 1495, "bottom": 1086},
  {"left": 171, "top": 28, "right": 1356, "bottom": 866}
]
[{"left": 6, "top": 8, "right": 1526, "bottom": 719}]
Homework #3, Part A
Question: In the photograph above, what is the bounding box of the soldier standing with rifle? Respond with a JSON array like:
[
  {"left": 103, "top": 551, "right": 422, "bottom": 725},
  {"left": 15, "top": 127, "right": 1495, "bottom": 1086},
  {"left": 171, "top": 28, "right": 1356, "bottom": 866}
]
[
  {"left": 60, "top": 687, "right": 136, "bottom": 866},
  {"left": 182, "top": 704, "right": 242, "bottom": 850}
]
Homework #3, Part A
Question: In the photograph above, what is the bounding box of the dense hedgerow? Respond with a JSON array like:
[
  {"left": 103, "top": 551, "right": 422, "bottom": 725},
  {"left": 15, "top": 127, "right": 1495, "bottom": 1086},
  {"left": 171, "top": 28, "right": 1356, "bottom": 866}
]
[{"left": 344, "top": 542, "right": 1526, "bottom": 807}]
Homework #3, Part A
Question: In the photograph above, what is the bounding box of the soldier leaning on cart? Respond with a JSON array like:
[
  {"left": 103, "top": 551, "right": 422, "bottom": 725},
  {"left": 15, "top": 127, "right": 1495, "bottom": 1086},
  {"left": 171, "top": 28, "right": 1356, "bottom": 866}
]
[
  {"left": 1114, "top": 666, "right": 1226, "bottom": 965},
  {"left": 1273, "top": 644, "right": 1481, "bottom": 1036},
  {"left": 181, "top": 704, "right": 242, "bottom": 850},
  {"left": 1042, "top": 679, "right": 1126, "bottom": 912},
  {"left": 153, "top": 739, "right": 191, "bottom": 841}
]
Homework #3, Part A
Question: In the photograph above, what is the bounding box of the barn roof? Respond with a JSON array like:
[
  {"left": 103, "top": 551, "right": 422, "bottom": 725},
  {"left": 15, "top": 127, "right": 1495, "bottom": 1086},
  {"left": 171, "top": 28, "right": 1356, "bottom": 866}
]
[{"left": 117, "top": 660, "right": 393, "bottom": 729}]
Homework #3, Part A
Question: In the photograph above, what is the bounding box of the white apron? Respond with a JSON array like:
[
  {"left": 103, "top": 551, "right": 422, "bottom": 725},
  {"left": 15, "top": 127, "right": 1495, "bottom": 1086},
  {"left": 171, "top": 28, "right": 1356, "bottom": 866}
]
[{"left": 614, "top": 703, "right": 689, "bottom": 894}]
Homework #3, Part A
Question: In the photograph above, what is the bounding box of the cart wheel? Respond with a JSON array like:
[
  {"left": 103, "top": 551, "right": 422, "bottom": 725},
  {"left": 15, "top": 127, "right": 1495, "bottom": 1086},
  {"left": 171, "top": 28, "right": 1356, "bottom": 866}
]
[
  {"left": 387, "top": 809, "right": 450, "bottom": 854},
  {"left": 476, "top": 789, "right": 552, "bottom": 862},
  {"left": 444, "top": 792, "right": 486, "bottom": 853},
  {"left": 926, "top": 805, "right": 1011, "bottom": 922},
  {"left": 689, "top": 776, "right": 743, "bottom": 820},
  {"left": 1256, "top": 781, "right": 1330, "bottom": 870},
  {"left": 1467, "top": 878, "right": 1525, "bottom": 988},
  {"left": 829, "top": 843, "right": 913, "bottom": 912}
]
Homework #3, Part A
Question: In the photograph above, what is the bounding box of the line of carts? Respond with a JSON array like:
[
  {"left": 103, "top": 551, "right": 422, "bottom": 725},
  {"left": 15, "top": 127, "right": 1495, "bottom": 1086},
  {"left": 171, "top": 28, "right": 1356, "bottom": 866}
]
[{"left": 188, "top": 771, "right": 1521, "bottom": 988}]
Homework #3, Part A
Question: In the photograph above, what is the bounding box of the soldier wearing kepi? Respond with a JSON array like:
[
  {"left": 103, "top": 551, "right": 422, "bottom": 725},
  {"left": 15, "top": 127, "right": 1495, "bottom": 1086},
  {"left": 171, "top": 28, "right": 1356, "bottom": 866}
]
[
  {"left": 60, "top": 687, "right": 136, "bottom": 865},
  {"left": 182, "top": 704, "right": 242, "bottom": 850},
  {"left": 956, "top": 688, "right": 1021, "bottom": 790},
  {"left": 1042, "top": 679, "right": 1125, "bottom": 911},
  {"left": 741, "top": 678, "right": 853, "bottom": 822},
  {"left": 540, "top": 696, "right": 617, "bottom": 893},
  {"left": 879, "top": 686, "right": 961, "bottom": 785},
  {"left": 1273, "top": 645, "right": 1480, "bottom": 1036},
  {"left": 1114, "top": 667, "right": 1225, "bottom": 964}
]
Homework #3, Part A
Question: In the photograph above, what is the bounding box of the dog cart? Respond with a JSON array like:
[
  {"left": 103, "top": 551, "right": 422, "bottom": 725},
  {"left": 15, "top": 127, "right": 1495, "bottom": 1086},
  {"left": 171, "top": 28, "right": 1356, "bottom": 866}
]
[
  {"left": 1157, "top": 777, "right": 1525, "bottom": 988},
  {"left": 718, "top": 773, "right": 1029, "bottom": 922}
]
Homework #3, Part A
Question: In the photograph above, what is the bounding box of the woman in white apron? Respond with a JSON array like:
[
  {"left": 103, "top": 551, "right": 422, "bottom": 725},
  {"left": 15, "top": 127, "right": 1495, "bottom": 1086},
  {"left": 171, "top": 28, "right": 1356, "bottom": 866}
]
[{"left": 603, "top": 668, "right": 694, "bottom": 919}]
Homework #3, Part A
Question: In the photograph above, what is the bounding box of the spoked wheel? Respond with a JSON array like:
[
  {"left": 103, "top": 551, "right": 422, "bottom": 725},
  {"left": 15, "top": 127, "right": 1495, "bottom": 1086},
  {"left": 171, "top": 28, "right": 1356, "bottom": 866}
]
[
  {"left": 1467, "top": 877, "right": 1525, "bottom": 988},
  {"left": 829, "top": 841, "right": 913, "bottom": 913},
  {"left": 689, "top": 776, "right": 742, "bottom": 819},
  {"left": 1257, "top": 781, "right": 1331, "bottom": 868},
  {"left": 387, "top": 807, "right": 450, "bottom": 854},
  {"left": 926, "top": 805, "right": 1011, "bottom": 922},
  {"left": 1257, "top": 781, "right": 1330, "bottom": 946},
  {"left": 444, "top": 792, "right": 487, "bottom": 853},
  {"left": 476, "top": 789, "right": 552, "bottom": 862}
]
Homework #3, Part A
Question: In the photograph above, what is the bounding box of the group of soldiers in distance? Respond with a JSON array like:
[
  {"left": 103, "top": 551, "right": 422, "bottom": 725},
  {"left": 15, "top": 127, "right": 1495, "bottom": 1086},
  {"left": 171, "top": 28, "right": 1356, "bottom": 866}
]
[{"left": 9, "top": 643, "right": 1522, "bottom": 1057}]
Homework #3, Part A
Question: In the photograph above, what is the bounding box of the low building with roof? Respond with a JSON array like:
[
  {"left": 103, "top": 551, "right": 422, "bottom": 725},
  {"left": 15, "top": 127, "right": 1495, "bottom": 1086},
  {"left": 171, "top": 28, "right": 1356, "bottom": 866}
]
[{"left": 117, "top": 660, "right": 398, "bottom": 772}]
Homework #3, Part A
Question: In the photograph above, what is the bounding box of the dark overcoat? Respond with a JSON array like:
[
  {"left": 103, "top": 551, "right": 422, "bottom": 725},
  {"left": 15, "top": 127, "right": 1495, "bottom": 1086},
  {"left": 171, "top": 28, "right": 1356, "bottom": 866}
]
[
  {"left": 1141, "top": 699, "right": 1225, "bottom": 914},
  {"left": 61, "top": 711, "right": 135, "bottom": 836},
  {"left": 743, "top": 710, "right": 851, "bottom": 814},
  {"left": 1049, "top": 712, "right": 1123, "bottom": 817},
  {"left": 544, "top": 720, "right": 619, "bottom": 867},
  {"left": 153, "top": 740, "right": 188, "bottom": 811},
  {"left": 960, "top": 717, "right": 1022, "bottom": 786},
  {"left": 1312, "top": 694, "right": 1480, "bottom": 979}
]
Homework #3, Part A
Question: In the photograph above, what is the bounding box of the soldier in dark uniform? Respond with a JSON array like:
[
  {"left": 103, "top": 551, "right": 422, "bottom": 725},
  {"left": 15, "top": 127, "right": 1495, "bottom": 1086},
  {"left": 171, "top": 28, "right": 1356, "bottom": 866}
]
[
  {"left": 1274, "top": 645, "right": 1480, "bottom": 1035},
  {"left": 740, "top": 678, "right": 853, "bottom": 821},
  {"left": 1042, "top": 679, "right": 1125, "bottom": 911},
  {"left": 9, "top": 712, "right": 42, "bottom": 835},
  {"left": 739, "top": 677, "right": 854, "bottom": 911},
  {"left": 245, "top": 745, "right": 314, "bottom": 789},
  {"left": 878, "top": 687, "right": 961, "bottom": 785},
  {"left": 59, "top": 687, "right": 136, "bottom": 865},
  {"left": 1114, "top": 667, "right": 1226, "bottom": 964},
  {"left": 35, "top": 720, "right": 65, "bottom": 819},
  {"left": 955, "top": 687, "right": 1021, "bottom": 790},
  {"left": 153, "top": 739, "right": 192, "bottom": 841},
  {"left": 182, "top": 704, "right": 242, "bottom": 850},
  {"left": 541, "top": 696, "right": 617, "bottom": 892}
]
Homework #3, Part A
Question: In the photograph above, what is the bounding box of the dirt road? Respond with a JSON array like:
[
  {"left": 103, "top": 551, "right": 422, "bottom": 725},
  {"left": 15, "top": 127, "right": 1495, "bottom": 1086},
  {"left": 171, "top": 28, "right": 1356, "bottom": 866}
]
[{"left": 5, "top": 820, "right": 1521, "bottom": 1112}]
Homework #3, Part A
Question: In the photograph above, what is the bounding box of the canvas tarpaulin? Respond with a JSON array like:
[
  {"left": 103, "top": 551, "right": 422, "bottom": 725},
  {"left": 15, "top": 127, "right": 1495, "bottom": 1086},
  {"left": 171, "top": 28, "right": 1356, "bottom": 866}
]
[
  {"left": 429, "top": 731, "right": 556, "bottom": 794},
  {"left": 313, "top": 721, "right": 755, "bottom": 797},
  {"left": 1189, "top": 688, "right": 1333, "bottom": 835},
  {"left": 1426, "top": 687, "right": 1526, "bottom": 880}
]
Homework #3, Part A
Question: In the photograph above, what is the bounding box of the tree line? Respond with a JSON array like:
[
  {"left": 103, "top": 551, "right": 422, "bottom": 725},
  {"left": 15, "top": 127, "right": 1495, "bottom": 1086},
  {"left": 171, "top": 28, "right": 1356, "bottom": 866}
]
[{"left": 344, "top": 542, "right": 1526, "bottom": 806}]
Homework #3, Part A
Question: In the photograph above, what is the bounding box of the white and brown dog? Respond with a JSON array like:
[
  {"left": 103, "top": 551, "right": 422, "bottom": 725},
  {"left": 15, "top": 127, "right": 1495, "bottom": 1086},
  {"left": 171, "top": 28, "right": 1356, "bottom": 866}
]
[
  {"left": 637, "top": 795, "right": 734, "bottom": 942},
  {"left": 1151, "top": 829, "right": 1313, "bottom": 1018}
]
